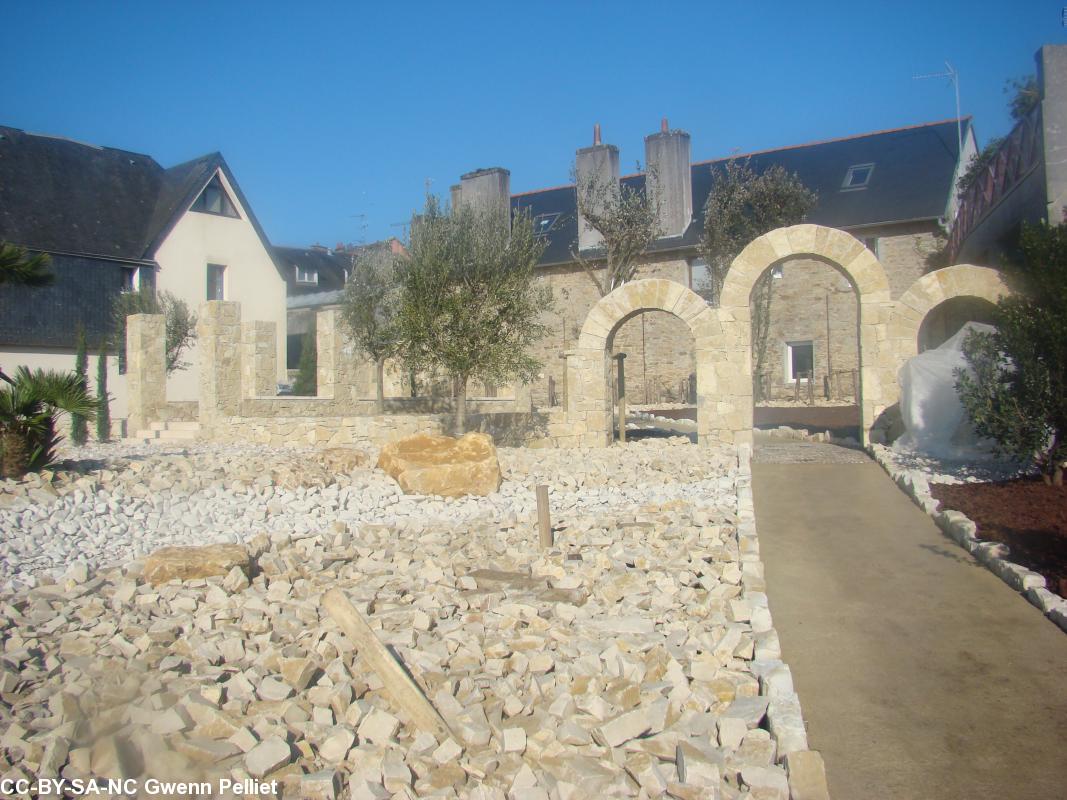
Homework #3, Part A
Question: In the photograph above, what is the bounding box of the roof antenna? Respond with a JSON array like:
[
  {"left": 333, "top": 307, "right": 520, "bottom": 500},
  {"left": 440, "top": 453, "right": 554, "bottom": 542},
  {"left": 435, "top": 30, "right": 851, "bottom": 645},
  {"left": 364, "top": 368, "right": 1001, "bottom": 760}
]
[
  {"left": 593, "top": 123, "right": 601, "bottom": 146},
  {"left": 913, "top": 61, "right": 963, "bottom": 156}
]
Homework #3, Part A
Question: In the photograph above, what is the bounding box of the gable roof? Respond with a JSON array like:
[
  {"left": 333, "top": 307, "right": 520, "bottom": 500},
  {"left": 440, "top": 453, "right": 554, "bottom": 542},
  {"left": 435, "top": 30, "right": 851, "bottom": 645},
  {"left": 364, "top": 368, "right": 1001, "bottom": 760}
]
[
  {"left": 512, "top": 118, "right": 970, "bottom": 266},
  {"left": 0, "top": 125, "right": 285, "bottom": 279}
]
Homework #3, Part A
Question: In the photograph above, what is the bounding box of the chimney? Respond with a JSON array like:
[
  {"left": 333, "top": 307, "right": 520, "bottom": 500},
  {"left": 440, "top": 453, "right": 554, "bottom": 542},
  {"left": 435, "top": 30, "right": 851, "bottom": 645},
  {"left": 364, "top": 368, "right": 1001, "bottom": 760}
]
[
  {"left": 449, "top": 183, "right": 463, "bottom": 209},
  {"left": 575, "top": 123, "right": 620, "bottom": 251},
  {"left": 645, "top": 118, "right": 692, "bottom": 238},
  {"left": 457, "top": 167, "right": 511, "bottom": 228}
]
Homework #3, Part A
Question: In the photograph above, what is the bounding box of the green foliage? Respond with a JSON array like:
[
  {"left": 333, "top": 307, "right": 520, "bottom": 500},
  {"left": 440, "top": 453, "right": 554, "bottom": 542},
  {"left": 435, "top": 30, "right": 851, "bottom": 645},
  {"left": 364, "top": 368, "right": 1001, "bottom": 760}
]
[
  {"left": 955, "top": 222, "right": 1067, "bottom": 484},
  {"left": 957, "top": 137, "right": 1005, "bottom": 195},
  {"left": 340, "top": 245, "right": 402, "bottom": 412},
  {"left": 0, "top": 242, "right": 53, "bottom": 287},
  {"left": 292, "top": 323, "right": 317, "bottom": 396},
  {"left": 698, "top": 159, "right": 816, "bottom": 391},
  {"left": 1006, "top": 74, "right": 1040, "bottom": 122},
  {"left": 71, "top": 327, "right": 89, "bottom": 446},
  {"left": 111, "top": 289, "right": 197, "bottom": 374},
  {"left": 0, "top": 367, "right": 96, "bottom": 478},
  {"left": 96, "top": 344, "right": 111, "bottom": 443},
  {"left": 395, "top": 196, "right": 551, "bottom": 432},
  {"left": 572, "top": 165, "right": 660, "bottom": 296},
  {"left": 698, "top": 159, "right": 817, "bottom": 302}
]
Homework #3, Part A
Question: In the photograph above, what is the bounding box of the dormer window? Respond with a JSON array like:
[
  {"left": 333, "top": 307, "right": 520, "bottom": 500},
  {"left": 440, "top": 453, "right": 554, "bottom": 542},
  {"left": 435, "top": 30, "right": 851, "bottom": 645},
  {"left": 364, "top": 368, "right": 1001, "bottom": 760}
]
[
  {"left": 842, "top": 163, "right": 874, "bottom": 190},
  {"left": 191, "top": 175, "right": 239, "bottom": 217},
  {"left": 295, "top": 265, "right": 319, "bottom": 285},
  {"left": 532, "top": 213, "right": 560, "bottom": 235}
]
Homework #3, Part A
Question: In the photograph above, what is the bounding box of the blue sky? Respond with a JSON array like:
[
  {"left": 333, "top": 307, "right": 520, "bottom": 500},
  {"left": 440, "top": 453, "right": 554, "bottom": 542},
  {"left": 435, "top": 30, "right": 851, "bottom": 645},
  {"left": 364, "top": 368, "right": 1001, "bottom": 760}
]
[{"left": 4, "top": 1, "right": 1064, "bottom": 247}]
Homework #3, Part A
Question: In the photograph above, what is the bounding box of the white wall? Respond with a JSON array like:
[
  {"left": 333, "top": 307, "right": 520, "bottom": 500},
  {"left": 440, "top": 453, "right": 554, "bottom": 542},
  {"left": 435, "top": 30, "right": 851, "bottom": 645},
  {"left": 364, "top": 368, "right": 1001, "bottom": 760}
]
[
  {"left": 0, "top": 347, "right": 127, "bottom": 423},
  {"left": 153, "top": 169, "right": 287, "bottom": 401}
]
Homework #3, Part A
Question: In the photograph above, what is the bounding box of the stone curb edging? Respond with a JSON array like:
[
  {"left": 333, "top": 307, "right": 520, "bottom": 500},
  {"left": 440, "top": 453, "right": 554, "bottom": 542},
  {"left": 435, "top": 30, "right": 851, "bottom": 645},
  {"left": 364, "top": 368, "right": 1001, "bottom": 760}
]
[
  {"left": 868, "top": 444, "right": 1067, "bottom": 634},
  {"left": 736, "top": 443, "right": 832, "bottom": 800}
]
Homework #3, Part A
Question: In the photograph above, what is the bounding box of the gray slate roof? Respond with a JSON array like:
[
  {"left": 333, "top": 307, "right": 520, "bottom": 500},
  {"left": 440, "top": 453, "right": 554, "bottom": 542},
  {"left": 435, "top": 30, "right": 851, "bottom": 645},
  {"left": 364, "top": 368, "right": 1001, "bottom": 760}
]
[
  {"left": 513, "top": 118, "right": 969, "bottom": 265},
  {"left": 0, "top": 125, "right": 284, "bottom": 279}
]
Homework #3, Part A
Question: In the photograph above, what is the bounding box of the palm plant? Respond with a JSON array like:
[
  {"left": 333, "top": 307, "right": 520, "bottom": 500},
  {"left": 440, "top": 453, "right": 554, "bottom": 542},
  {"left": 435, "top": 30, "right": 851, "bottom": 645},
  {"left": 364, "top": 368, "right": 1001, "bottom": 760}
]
[{"left": 0, "top": 367, "right": 96, "bottom": 479}]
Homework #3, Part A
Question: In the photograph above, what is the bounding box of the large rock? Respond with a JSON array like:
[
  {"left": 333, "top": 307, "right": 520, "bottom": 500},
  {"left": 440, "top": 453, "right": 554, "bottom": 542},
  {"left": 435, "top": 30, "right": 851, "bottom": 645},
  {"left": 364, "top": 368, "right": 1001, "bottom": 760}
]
[
  {"left": 377, "top": 432, "right": 502, "bottom": 497},
  {"left": 142, "top": 544, "right": 251, "bottom": 586}
]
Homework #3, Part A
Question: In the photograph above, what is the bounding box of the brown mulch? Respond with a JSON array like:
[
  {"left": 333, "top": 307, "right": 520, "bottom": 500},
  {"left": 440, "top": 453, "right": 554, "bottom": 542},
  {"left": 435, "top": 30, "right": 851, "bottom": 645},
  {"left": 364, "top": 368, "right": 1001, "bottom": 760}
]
[{"left": 931, "top": 478, "right": 1067, "bottom": 597}]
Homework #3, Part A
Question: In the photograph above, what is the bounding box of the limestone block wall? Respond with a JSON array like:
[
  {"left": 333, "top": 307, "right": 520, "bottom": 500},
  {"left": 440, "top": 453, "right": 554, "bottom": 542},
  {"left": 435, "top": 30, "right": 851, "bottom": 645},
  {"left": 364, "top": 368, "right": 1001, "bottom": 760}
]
[
  {"left": 209, "top": 414, "right": 444, "bottom": 448},
  {"left": 125, "top": 313, "right": 166, "bottom": 434}
]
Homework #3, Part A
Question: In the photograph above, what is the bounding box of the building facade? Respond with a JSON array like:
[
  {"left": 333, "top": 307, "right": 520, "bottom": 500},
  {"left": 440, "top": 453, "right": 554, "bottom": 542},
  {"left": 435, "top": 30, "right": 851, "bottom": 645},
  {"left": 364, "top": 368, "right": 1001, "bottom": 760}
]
[
  {"left": 0, "top": 127, "right": 288, "bottom": 425},
  {"left": 445, "top": 118, "right": 973, "bottom": 408}
]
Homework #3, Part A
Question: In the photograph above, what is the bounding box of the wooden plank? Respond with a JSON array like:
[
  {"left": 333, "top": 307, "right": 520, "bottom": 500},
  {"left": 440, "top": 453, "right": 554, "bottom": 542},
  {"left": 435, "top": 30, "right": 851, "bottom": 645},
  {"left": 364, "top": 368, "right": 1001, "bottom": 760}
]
[
  {"left": 323, "top": 589, "right": 453, "bottom": 739},
  {"left": 536, "top": 485, "right": 553, "bottom": 549}
]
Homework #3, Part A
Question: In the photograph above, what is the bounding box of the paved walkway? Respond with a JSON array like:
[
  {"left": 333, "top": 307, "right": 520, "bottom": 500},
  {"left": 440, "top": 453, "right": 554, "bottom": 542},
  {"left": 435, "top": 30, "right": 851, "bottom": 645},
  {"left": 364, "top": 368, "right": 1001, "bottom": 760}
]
[{"left": 753, "top": 449, "right": 1067, "bottom": 800}]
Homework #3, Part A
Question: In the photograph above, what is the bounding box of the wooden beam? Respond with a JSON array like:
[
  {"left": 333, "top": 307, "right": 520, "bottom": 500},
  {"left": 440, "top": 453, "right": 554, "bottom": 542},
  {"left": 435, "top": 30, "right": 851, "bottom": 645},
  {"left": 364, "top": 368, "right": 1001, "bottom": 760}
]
[{"left": 536, "top": 485, "right": 553, "bottom": 549}]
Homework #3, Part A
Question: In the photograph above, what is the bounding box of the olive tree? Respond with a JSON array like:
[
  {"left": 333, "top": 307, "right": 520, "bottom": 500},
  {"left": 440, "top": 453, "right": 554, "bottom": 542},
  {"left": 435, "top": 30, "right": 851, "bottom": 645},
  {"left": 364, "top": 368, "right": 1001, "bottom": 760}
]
[
  {"left": 395, "top": 196, "right": 551, "bottom": 434},
  {"left": 572, "top": 166, "right": 660, "bottom": 296},
  {"left": 698, "top": 159, "right": 816, "bottom": 390},
  {"left": 956, "top": 222, "right": 1067, "bottom": 485},
  {"left": 112, "top": 289, "right": 197, "bottom": 374},
  {"left": 340, "top": 245, "right": 402, "bottom": 414}
]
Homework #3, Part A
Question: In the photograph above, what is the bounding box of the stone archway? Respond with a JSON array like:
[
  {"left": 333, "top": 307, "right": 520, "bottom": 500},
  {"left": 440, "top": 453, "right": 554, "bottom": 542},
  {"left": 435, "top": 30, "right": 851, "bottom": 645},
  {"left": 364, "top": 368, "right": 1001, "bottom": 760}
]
[
  {"left": 717, "top": 224, "right": 894, "bottom": 446},
  {"left": 891, "top": 265, "right": 1010, "bottom": 360},
  {"left": 566, "top": 278, "right": 720, "bottom": 445}
]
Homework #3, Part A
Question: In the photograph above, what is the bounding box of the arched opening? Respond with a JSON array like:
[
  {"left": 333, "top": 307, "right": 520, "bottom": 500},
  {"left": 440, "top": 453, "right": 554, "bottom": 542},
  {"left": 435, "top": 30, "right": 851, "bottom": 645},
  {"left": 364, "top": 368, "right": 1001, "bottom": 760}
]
[
  {"left": 567, "top": 279, "right": 719, "bottom": 447},
  {"left": 750, "top": 256, "right": 863, "bottom": 441},
  {"left": 918, "top": 296, "right": 998, "bottom": 352},
  {"left": 608, "top": 308, "right": 697, "bottom": 441}
]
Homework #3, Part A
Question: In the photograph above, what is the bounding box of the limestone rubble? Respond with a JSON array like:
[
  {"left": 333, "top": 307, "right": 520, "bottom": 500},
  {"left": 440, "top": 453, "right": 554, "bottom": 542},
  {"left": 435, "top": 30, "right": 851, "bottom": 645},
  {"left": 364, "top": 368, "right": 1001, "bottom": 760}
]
[{"left": 0, "top": 438, "right": 819, "bottom": 798}]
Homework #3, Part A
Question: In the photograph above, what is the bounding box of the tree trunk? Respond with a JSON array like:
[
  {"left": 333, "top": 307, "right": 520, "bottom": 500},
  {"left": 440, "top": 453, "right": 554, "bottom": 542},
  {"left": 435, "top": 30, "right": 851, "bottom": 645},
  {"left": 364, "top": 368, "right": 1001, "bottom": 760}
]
[
  {"left": 375, "top": 358, "right": 386, "bottom": 416},
  {"left": 0, "top": 429, "right": 30, "bottom": 480},
  {"left": 454, "top": 375, "right": 468, "bottom": 436}
]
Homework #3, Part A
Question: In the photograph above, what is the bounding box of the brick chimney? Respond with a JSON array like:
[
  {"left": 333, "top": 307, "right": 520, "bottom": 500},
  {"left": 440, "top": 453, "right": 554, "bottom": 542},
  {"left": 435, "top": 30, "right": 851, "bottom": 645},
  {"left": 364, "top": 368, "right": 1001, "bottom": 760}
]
[
  {"left": 645, "top": 118, "right": 692, "bottom": 239},
  {"left": 457, "top": 167, "right": 511, "bottom": 228},
  {"left": 575, "top": 123, "right": 620, "bottom": 251}
]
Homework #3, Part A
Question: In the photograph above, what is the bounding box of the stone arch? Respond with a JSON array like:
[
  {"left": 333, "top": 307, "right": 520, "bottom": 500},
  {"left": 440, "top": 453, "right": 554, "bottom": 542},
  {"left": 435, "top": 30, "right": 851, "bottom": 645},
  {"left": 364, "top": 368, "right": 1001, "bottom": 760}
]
[
  {"left": 716, "top": 224, "right": 894, "bottom": 446},
  {"left": 567, "top": 278, "right": 720, "bottom": 445},
  {"left": 892, "top": 265, "right": 1010, "bottom": 360}
]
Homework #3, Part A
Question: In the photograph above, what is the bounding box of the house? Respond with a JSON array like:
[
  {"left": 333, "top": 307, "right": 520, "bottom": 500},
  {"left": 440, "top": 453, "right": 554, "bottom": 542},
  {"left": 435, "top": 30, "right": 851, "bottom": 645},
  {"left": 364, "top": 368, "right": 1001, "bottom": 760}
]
[
  {"left": 950, "top": 45, "right": 1067, "bottom": 266},
  {"left": 276, "top": 239, "right": 403, "bottom": 374},
  {"left": 448, "top": 116, "right": 976, "bottom": 408},
  {"left": 0, "top": 126, "right": 288, "bottom": 428}
]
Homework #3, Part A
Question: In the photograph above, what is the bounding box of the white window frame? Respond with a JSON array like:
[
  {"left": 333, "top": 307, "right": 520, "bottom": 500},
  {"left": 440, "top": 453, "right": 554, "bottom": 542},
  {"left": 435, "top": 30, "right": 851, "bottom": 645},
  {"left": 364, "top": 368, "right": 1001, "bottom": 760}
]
[
  {"left": 121, "top": 266, "right": 140, "bottom": 293},
  {"left": 294, "top": 265, "right": 319, "bottom": 285},
  {"left": 785, "top": 340, "right": 814, "bottom": 383},
  {"left": 207, "top": 263, "right": 226, "bottom": 301}
]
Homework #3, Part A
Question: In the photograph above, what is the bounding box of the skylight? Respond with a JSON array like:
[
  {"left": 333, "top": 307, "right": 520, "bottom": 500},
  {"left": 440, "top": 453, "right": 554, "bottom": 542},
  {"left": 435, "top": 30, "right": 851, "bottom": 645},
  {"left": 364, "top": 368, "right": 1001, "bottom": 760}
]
[
  {"left": 842, "top": 163, "right": 874, "bottom": 190},
  {"left": 533, "top": 213, "right": 560, "bottom": 235}
]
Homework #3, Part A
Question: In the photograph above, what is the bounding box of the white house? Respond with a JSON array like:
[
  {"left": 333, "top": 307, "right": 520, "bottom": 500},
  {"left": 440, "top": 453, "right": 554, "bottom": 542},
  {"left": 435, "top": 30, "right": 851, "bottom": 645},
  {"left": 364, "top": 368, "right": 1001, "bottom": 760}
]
[{"left": 0, "top": 126, "right": 288, "bottom": 430}]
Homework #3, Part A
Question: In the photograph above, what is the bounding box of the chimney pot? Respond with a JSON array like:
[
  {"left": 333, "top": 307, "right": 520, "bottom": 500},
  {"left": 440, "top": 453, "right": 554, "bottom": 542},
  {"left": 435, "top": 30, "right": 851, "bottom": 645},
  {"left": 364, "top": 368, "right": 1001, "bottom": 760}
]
[
  {"left": 661, "top": 117, "right": 669, "bottom": 133},
  {"left": 593, "top": 123, "right": 601, "bottom": 146}
]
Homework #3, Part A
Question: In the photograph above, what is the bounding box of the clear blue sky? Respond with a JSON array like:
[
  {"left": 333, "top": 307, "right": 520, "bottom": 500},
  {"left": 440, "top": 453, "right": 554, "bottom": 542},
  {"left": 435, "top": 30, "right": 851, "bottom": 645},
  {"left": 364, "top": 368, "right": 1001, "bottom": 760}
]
[{"left": 4, "top": 1, "right": 1064, "bottom": 247}]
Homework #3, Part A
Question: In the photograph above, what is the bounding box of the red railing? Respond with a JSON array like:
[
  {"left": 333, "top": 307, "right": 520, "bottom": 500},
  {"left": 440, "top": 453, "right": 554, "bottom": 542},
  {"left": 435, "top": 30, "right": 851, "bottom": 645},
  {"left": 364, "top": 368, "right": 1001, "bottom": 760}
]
[{"left": 948, "top": 106, "right": 1042, "bottom": 260}]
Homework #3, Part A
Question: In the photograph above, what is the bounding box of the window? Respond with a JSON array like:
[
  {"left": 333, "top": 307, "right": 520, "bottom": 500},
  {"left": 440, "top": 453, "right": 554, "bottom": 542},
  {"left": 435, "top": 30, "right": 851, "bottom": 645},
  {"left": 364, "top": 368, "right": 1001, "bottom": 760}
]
[
  {"left": 191, "top": 175, "right": 239, "bottom": 217},
  {"left": 207, "top": 264, "right": 226, "bottom": 301},
  {"left": 688, "top": 258, "right": 714, "bottom": 301},
  {"left": 294, "top": 265, "right": 318, "bottom": 285},
  {"left": 532, "top": 213, "right": 560, "bottom": 235},
  {"left": 863, "top": 236, "right": 880, "bottom": 258},
  {"left": 121, "top": 267, "right": 139, "bottom": 293},
  {"left": 842, "top": 163, "right": 874, "bottom": 190},
  {"left": 786, "top": 340, "right": 814, "bottom": 382}
]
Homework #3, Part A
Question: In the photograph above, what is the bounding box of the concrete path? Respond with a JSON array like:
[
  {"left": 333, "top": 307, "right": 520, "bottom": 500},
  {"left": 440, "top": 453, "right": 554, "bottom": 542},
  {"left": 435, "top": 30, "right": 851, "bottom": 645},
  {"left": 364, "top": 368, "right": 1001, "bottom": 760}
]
[{"left": 753, "top": 452, "right": 1067, "bottom": 800}]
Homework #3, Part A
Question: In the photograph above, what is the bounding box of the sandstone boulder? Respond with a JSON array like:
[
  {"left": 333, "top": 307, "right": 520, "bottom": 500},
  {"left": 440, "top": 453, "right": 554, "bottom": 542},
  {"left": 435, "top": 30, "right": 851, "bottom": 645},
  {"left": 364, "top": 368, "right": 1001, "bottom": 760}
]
[
  {"left": 142, "top": 544, "right": 251, "bottom": 586},
  {"left": 377, "top": 432, "right": 502, "bottom": 497},
  {"left": 320, "top": 448, "right": 366, "bottom": 474}
]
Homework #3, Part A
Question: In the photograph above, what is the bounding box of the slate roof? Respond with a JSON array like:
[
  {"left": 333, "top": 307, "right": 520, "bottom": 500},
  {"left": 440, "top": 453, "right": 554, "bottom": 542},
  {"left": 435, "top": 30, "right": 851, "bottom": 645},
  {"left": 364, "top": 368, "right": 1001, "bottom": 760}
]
[
  {"left": 512, "top": 118, "right": 970, "bottom": 266},
  {"left": 0, "top": 125, "right": 284, "bottom": 279},
  {"left": 275, "top": 246, "right": 354, "bottom": 296}
]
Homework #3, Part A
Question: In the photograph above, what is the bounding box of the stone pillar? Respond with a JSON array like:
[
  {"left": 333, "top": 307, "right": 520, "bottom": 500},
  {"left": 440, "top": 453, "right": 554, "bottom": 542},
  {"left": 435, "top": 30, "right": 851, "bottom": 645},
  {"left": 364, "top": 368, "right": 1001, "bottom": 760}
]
[
  {"left": 565, "top": 348, "right": 611, "bottom": 446},
  {"left": 198, "top": 301, "right": 242, "bottom": 423},
  {"left": 315, "top": 309, "right": 339, "bottom": 400},
  {"left": 513, "top": 380, "right": 533, "bottom": 413},
  {"left": 241, "top": 320, "right": 277, "bottom": 398},
  {"left": 126, "top": 313, "right": 166, "bottom": 435},
  {"left": 1039, "top": 44, "right": 1067, "bottom": 220}
]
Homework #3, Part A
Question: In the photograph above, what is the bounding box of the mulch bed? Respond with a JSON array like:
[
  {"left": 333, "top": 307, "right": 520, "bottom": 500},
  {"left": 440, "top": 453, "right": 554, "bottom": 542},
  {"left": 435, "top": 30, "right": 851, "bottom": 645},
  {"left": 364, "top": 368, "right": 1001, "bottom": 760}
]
[{"left": 931, "top": 478, "right": 1067, "bottom": 597}]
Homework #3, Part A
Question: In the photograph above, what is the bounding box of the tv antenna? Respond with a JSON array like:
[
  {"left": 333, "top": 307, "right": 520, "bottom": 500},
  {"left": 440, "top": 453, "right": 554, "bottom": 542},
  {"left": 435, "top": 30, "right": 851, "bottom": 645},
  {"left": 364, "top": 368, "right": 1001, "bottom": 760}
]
[{"left": 914, "top": 61, "right": 963, "bottom": 156}]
